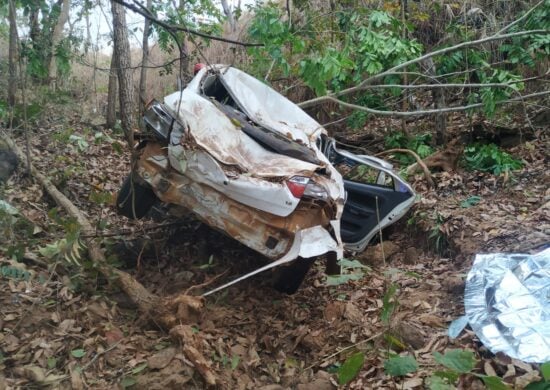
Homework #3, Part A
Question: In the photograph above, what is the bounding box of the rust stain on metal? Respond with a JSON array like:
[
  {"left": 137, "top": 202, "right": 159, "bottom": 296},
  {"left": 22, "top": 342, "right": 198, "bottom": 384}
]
[{"left": 137, "top": 143, "right": 335, "bottom": 260}]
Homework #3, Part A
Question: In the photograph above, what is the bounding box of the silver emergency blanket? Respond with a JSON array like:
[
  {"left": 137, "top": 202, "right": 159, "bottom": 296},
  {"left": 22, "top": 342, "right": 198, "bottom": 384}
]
[{"left": 464, "top": 248, "right": 550, "bottom": 363}]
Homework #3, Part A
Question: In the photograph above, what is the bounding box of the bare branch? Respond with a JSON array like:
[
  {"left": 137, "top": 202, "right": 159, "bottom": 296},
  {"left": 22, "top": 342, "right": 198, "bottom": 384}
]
[
  {"left": 299, "top": 29, "right": 549, "bottom": 108},
  {"left": 324, "top": 90, "right": 550, "bottom": 117},
  {"left": 376, "top": 148, "right": 434, "bottom": 188},
  {"left": 111, "top": 0, "right": 263, "bottom": 47},
  {"left": 496, "top": 0, "right": 545, "bottom": 35}
]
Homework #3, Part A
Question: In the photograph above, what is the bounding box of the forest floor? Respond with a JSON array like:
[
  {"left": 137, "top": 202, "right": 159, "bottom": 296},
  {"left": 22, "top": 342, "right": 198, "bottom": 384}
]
[{"left": 0, "top": 105, "right": 548, "bottom": 389}]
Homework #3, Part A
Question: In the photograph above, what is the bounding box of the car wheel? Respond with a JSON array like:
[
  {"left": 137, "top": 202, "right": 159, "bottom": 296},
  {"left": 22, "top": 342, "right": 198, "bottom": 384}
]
[
  {"left": 273, "top": 257, "right": 316, "bottom": 294},
  {"left": 116, "top": 173, "right": 157, "bottom": 219}
]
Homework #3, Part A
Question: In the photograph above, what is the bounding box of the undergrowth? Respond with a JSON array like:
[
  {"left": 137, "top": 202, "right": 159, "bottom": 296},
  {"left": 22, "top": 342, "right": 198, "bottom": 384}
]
[{"left": 463, "top": 143, "right": 523, "bottom": 175}]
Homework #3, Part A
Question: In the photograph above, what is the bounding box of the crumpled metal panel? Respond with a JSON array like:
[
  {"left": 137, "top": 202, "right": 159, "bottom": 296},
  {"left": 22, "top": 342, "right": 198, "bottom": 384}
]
[
  {"left": 464, "top": 248, "right": 550, "bottom": 363},
  {"left": 219, "top": 67, "right": 323, "bottom": 144}
]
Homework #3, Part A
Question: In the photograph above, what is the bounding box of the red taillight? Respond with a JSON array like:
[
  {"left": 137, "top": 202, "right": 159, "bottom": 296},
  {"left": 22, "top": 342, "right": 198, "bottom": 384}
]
[{"left": 286, "top": 176, "right": 309, "bottom": 198}]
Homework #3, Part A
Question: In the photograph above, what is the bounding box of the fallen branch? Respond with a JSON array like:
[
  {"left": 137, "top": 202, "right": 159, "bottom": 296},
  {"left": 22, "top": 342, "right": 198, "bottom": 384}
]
[
  {"left": 406, "top": 140, "right": 464, "bottom": 175},
  {"left": 321, "top": 90, "right": 550, "bottom": 117},
  {"left": 299, "top": 28, "right": 549, "bottom": 109},
  {"left": 1, "top": 131, "right": 216, "bottom": 386},
  {"left": 376, "top": 148, "right": 435, "bottom": 188},
  {"left": 112, "top": 0, "right": 262, "bottom": 47}
]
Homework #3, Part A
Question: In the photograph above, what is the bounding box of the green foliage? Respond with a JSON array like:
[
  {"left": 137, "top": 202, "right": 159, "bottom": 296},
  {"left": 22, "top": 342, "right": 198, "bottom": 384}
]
[
  {"left": 152, "top": 0, "right": 222, "bottom": 75},
  {"left": 526, "top": 362, "right": 550, "bottom": 390},
  {"left": 70, "top": 349, "right": 86, "bottom": 358},
  {"left": 338, "top": 352, "right": 365, "bottom": 386},
  {"left": 384, "top": 355, "right": 418, "bottom": 377},
  {"left": 429, "top": 349, "right": 512, "bottom": 389},
  {"left": 460, "top": 196, "right": 481, "bottom": 208},
  {"left": 325, "top": 258, "right": 369, "bottom": 286},
  {"left": 247, "top": 5, "right": 422, "bottom": 99},
  {"left": 428, "top": 211, "right": 448, "bottom": 255},
  {"left": 37, "top": 208, "right": 86, "bottom": 265},
  {"left": 463, "top": 143, "right": 523, "bottom": 175},
  {"left": 433, "top": 350, "right": 477, "bottom": 373},
  {"left": 385, "top": 132, "right": 434, "bottom": 164},
  {"left": 0, "top": 200, "right": 38, "bottom": 260},
  {"left": 542, "top": 362, "right": 550, "bottom": 381},
  {"left": 1, "top": 265, "right": 31, "bottom": 281}
]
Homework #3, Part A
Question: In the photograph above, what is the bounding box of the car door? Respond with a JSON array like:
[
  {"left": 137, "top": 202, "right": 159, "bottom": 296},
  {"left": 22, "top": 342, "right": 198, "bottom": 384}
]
[{"left": 321, "top": 137, "right": 416, "bottom": 253}]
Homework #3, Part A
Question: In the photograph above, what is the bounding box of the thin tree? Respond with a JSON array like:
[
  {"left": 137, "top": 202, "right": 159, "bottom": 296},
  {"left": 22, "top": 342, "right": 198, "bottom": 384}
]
[
  {"left": 7, "top": 0, "right": 18, "bottom": 108},
  {"left": 177, "top": 0, "right": 190, "bottom": 89},
  {"left": 220, "top": 0, "right": 236, "bottom": 32},
  {"left": 106, "top": 50, "right": 118, "bottom": 129},
  {"left": 48, "top": 0, "right": 71, "bottom": 88},
  {"left": 111, "top": 0, "right": 136, "bottom": 141},
  {"left": 138, "top": 0, "right": 152, "bottom": 114}
]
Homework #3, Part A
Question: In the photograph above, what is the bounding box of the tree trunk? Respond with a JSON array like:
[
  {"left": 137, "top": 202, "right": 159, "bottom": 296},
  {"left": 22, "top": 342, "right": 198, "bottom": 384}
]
[
  {"left": 220, "top": 0, "right": 236, "bottom": 32},
  {"left": 106, "top": 51, "right": 118, "bottom": 129},
  {"left": 48, "top": 0, "right": 71, "bottom": 87},
  {"left": 138, "top": 0, "right": 152, "bottom": 114},
  {"left": 177, "top": 0, "right": 190, "bottom": 90},
  {"left": 424, "top": 59, "right": 447, "bottom": 145},
  {"left": 7, "top": 0, "right": 17, "bottom": 108},
  {"left": 111, "top": 1, "right": 136, "bottom": 141}
]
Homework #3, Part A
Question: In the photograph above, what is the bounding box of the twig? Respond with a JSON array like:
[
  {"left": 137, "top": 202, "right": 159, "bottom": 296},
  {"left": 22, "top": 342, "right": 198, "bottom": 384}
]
[
  {"left": 82, "top": 340, "right": 123, "bottom": 372},
  {"left": 321, "top": 90, "right": 550, "bottom": 118},
  {"left": 376, "top": 148, "right": 434, "bottom": 188},
  {"left": 299, "top": 29, "right": 549, "bottom": 108},
  {"left": 184, "top": 270, "right": 229, "bottom": 295},
  {"left": 496, "top": 0, "right": 545, "bottom": 35},
  {"left": 304, "top": 331, "right": 384, "bottom": 371}
]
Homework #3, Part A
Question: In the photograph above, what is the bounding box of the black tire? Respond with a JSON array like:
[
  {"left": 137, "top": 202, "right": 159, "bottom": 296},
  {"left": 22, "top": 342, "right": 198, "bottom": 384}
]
[
  {"left": 273, "top": 257, "right": 316, "bottom": 294},
  {"left": 116, "top": 173, "right": 157, "bottom": 219}
]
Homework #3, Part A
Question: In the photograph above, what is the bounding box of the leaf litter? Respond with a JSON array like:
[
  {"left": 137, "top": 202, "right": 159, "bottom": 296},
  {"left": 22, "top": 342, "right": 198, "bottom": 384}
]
[{"left": 0, "top": 114, "right": 548, "bottom": 389}]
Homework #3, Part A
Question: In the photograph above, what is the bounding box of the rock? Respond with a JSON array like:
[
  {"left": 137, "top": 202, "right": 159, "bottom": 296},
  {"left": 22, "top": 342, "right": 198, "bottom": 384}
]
[
  {"left": 0, "top": 141, "right": 18, "bottom": 182},
  {"left": 443, "top": 275, "right": 465, "bottom": 296}
]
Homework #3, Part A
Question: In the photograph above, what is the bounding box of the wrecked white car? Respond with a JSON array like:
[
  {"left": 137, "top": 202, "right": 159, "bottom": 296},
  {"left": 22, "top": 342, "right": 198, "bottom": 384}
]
[{"left": 116, "top": 65, "right": 415, "bottom": 294}]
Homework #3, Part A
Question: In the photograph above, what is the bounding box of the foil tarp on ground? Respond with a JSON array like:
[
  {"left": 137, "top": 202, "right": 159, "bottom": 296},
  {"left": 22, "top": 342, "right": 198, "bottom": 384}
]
[{"left": 464, "top": 248, "right": 550, "bottom": 363}]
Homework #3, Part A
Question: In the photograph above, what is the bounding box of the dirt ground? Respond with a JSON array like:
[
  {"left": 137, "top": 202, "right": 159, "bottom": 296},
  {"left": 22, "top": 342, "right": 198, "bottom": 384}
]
[{"left": 0, "top": 112, "right": 548, "bottom": 389}]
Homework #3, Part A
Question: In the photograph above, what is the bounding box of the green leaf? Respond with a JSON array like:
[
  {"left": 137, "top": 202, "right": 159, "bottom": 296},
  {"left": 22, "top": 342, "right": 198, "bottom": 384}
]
[
  {"left": 338, "top": 352, "right": 365, "bottom": 386},
  {"left": 338, "top": 258, "right": 369, "bottom": 270},
  {"left": 71, "top": 349, "right": 86, "bottom": 358},
  {"left": 47, "top": 356, "right": 57, "bottom": 369},
  {"left": 121, "top": 376, "right": 136, "bottom": 388},
  {"left": 541, "top": 362, "right": 550, "bottom": 381},
  {"left": 480, "top": 375, "right": 511, "bottom": 390},
  {"left": 326, "top": 273, "right": 363, "bottom": 286},
  {"left": 131, "top": 363, "right": 148, "bottom": 374},
  {"left": 460, "top": 196, "right": 482, "bottom": 208},
  {"left": 231, "top": 355, "right": 240, "bottom": 370},
  {"left": 433, "top": 370, "right": 459, "bottom": 383},
  {"left": 428, "top": 375, "right": 455, "bottom": 390},
  {"left": 433, "top": 349, "right": 477, "bottom": 374},
  {"left": 384, "top": 355, "right": 418, "bottom": 377},
  {"left": 525, "top": 381, "right": 550, "bottom": 390}
]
